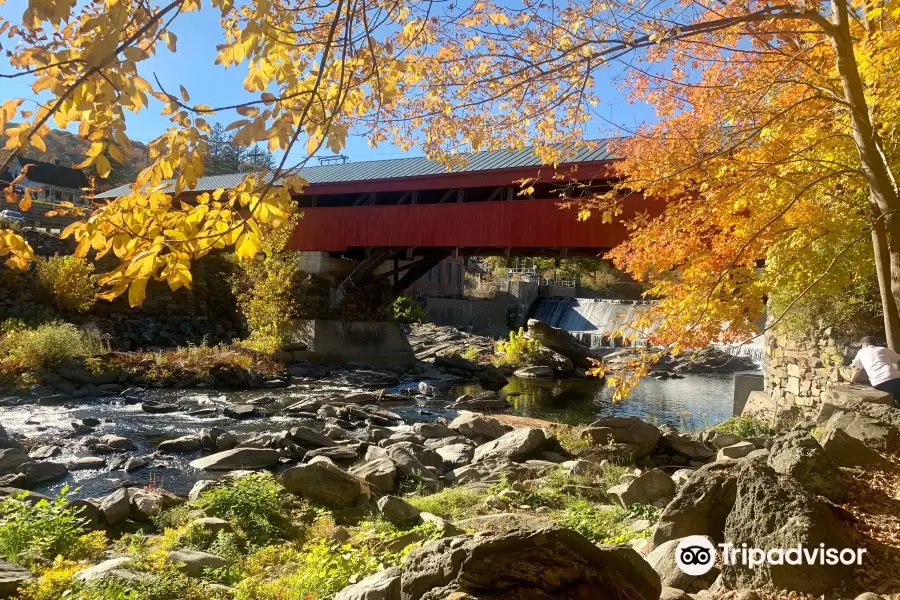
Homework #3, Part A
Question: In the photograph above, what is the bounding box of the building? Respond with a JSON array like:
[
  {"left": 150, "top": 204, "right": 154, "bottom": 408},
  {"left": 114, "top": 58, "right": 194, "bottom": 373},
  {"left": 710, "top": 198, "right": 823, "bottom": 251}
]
[{"left": 1, "top": 155, "right": 90, "bottom": 205}]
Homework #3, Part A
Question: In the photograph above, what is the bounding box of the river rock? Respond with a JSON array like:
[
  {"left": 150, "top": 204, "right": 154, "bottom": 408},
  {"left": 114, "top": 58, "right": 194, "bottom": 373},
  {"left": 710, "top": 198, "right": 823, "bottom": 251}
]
[
  {"left": 19, "top": 461, "right": 67, "bottom": 485},
  {"left": 129, "top": 489, "right": 164, "bottom": 521},
  {"left": 306, "top": 446, "right": 359, "bottom": 462},
  {"left": 74, "top": 557, "right": 143, "bottom": 583},
  {"left": 350, "top": 457, "right": 397, "bottom": 493},
  {"left": 287, "top": 426, "right": 337, "bottom": 448},
  {"left": 281, "top": 461, "right": 370, "bottom": 505},
  {"left": 411, "top": 423, "right": 454, "bottom": 439},
  {"left": 721, "top": 462, "right": 855, "bottom": 594},
  {"left": 608, "top": 468, "right": 676, "bottom": 507},
  {"left": 189, "top": 448, "right": 281, "bottom": 471},
  {"left": 581, "top": 417, "right": 661, "bottom": 459},
  {"left": 224, "top": 404, "right": 257, "bottom": 419},
  {"left": 513, "top": 365, "right": 555, "bottom": 378},
  {"left": 382, "top": 447, "right": 441, "bottom": 491},
  {"left": 473, "top": 427, "right": 546, "bottom": 463},
  {"left": 705, "top": 431, "right": 745, "bottom": 449},
  {"left": 158, "top": 435, "right": 202, "bottom": 453},
  {"left": 167, "top": 549, "right": 227, "bottom": 577},
  {"left": 452, "top": 391, "right": 512, "bottom": 410},
  {"left": 71, "top": 420, "right": 96, "bottom": 434},
  {"left": 0, "top": 560, "right": 32, "bottom": 596},
  {"left": 141, "top": 401, "right": 179, "bottom": 414},
  {"left": 659, "top": 432, "right": 715, "bottom": 461},
  {"left": 400, "top": 527, "right": 661, "bottom": 600},
  {"left": 716, "top": 441, "right": 757, "bottom": 460},
  {"left": 526, "top": 319, "right": 603, "bottom": 369},
  {"left": 336, "top": 567, "right": 401, "bottom": 600},
  {"left": 377, "top": 495, "right": 421, "bottom": 527},
  {"left": 435, "top": 444, "right": 474, "bottom": 469},
  {"left": 122, "top": 457, "right": 148, "bottom": 472},
  {"left": 645, "top": 536, "right": 720, "bottom": 592},
  {"left": 56, "top": 358, "right": 120, "bottom": 384},
  {"left": 68, "top": 456, "right": 106, "bottom": 471},
  {"left": 189, "top": 517, "right": 232, "bottom": 536},
  {"left": 819, "top": 427, "right": 885, "bottom": 468},
  {"left": 100, "top": 488, "right": 131, "bottom": 525},
  {"left": 652, "top": 462, "right": 737, "bottom": 546},
  {"left": 28, "top": 445, "right": 60, "bottom": 459},
  {"left": 767, "top": 431, "right": 846, "bottom": 502},
  {"left": 448, "top": 412, "right": 510, "bottom": 441},
  {"left": 478, "top": 365, "right": 508, "bottom": 386},
  {"left": 0, "top": 449, "right": 31, "bottom": 476}
]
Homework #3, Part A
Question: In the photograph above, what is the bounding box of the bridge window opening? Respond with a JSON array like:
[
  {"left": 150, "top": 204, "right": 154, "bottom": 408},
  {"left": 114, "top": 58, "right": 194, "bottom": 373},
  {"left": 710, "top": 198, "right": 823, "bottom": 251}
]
[
  {"left": 445, "top": 263, "right": 452, "bottom": 284},
  {"left": 454, "top": 264, "right": 461, "bottom": 287}
]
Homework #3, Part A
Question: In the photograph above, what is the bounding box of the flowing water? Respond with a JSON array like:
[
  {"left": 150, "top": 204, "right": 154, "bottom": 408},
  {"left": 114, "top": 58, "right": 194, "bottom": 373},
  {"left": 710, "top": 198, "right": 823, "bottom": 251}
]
[{"left": 2, "top": 371, "right": 742, "bottom": 499}]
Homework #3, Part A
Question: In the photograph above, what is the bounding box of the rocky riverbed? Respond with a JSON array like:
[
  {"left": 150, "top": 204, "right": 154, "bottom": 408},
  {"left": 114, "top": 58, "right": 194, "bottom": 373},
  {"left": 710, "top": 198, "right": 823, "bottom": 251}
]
[{"left": 0, "top": 378, "right": 897, "bottom": 599}]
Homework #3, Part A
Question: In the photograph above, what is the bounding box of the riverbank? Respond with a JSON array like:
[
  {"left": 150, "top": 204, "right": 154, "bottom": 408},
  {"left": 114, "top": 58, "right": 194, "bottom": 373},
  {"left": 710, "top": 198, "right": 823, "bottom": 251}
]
[{"left": 0, "top": 385, "right": 896, "bottom": 600}]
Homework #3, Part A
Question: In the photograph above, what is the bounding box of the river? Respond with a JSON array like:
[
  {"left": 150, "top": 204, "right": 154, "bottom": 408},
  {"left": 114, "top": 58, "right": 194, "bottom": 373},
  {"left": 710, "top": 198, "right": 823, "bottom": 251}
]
[{"left": 2, "top": 370, "right": 743, "bottom": 499}]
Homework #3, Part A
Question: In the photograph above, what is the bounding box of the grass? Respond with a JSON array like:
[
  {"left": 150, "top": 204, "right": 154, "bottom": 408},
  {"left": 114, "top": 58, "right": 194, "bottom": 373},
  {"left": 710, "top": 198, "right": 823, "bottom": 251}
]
[
  {"left": 712, "top": 415, "right": 776, "bottom": 437},
  {"left": 406, "top": 486, "right": 494, "bottom": 520},
  {"left": 552, "top": 424, "right": 590, "bottom": 453},
  {"left": 0, "top": 320, "right": 101, "bottom": 372}
]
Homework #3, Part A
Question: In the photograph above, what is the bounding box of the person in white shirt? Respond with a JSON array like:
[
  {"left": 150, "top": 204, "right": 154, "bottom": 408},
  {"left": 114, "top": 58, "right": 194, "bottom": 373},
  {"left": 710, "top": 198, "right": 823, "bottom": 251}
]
[{"left": 850, "top": 336, "right": 900, "bottom": 402}]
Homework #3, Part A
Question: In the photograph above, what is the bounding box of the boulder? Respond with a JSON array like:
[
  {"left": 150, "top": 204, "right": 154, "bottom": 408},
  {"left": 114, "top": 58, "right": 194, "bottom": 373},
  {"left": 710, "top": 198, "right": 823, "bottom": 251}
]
[
  {"left": 74, "top": 557, "right": 142, "bottom": 583},
  {"left": 526, "top": 319, "right": 603, "bottom": 369},
  {"left": 821, "top": 410, "right": 897, "bottom": 451},
  {"left": 141, "top": 401, "right": 179, "bottom": 414},
  {"left": 158, "top": 435, "right": 202, "bottom": 453},
  {"left": 0, "top": 449, "right": 31, "bottom": 476},
  {"left": 721, "top": 463, "right": 855, "bottom": 595},
  {"left": 452, "top": 392, "right": 512, "bottom": 410},
  {"left": 287, "top": 426, "right": 337, "bottom": 448},
  {"left": 448, "top": 412, "right": 510, "bottom": 441},
  {"left": 659, "top": 432, "right": 715, "bottom": 461},
  {"left": 473, "top": 427, "right": 546, "bottom": 463},
  {"left": 306, "top": 446, "right": 359, "bottom": 462},
  {"left": 819, "top": 427, "right": 885, "bottom": 468},
  {"left": 645, "top": 536, "right": 720, "bottom": 592},
  {"left": 0, "top": 559, "right": 33, "bottom": 598},
  {"left": 189, "top": 448, "right": 281, "bottom": 471},
  {"left": 652, "top": 462, "right": 737, "bottom": 546},
  {"left": 281, "top": 461, "right": 370, "bottom": 505},
  {"left": 100, "top": 488, "right": 131, "bottom": 525},
  {"left": 68, "top": 456, "right": 106, "bottom": 470},
  {"left": 766, "top": 431, "right": 846, "bottom": 503},
  {"left": 411, "top": 423, "right": 454, "bottom": 439},
  {"left": 19, "top": 461, "right": 67, "bottom": 485},
  {"left": 28, "top": 445, "right": 60, "bottom": 459},
  {"left": 223, "top": 404, "right": 257, "bottom": 419},
  {"left": 189, "top": 517, "right": 233, "bottom": 536},
  {"left": 435, "top": 444, "right": 474, "bottom": 469},
  {"left": 351, "top": 457, "right": 398, "bottom": 493},
  {"left": 335, "top": 567, "right": 401, "bottom": 600},
  {"left": 455, "top": 512, "right": 554, "bottom": 533},
  {"left": 56, "top": 358, "right": 119, "bottom": 384},
  {"left": 99, "top": 434, "right": 137, "bottom": 451},
  {"left": 513, "top": 365, "right": 555, "bottom": 378},
  {"left": 383, "top": 447, "right": 441, "bottom": 491},
  {"left": 607, "top": 469, "right": 676, "bottom": 507},
  {"left": 716, "top": 441, "right": 756, "bottom": 460},
  {"left": 122, "top": 457, "right": 148, "bottom": 472},
  {"left": 400, "top": 527, "right": 661, "bottom": 600},
  {"left": 581, "top": 417, "right": 661, "bottom": 459},
  {"left": 377, "top": 496, "right": 421, "bottom": 527},
  {"left": 167, "top": 549, "right": 227, "bottom": 577},
  {"left": 129, "top": 489, "right": 164, "bottom": 521}
]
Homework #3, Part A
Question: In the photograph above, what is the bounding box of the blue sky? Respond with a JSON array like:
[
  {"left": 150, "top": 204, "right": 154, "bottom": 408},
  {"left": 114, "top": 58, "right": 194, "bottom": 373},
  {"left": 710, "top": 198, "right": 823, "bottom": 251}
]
[{"left": 0, "top": 0, "right": 657, "bottom": 166}]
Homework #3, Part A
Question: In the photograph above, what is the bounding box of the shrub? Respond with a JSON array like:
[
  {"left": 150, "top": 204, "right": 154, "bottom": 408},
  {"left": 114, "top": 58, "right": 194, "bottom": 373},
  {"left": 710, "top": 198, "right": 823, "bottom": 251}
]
[
  {"left": 392, "top": 296, "right": 427, "bottom": 324},
  {"left": 712, "top": 415, "right": 776, "bottom": 437},
  {"left": 36, "top": 255, "right": 97, "bottom": 312},
  {"left": 494, "top": 327, "right": 543, "bottom": 367},
  {"left": 234, "top": 541, "right": 382, "bottom": 600},
  {"left": 18, "top": 558, "right": 80, "bottom": 600},
  {"left": 459, "top": 345, "right": 480, "bottom": 361},
  {"left": 0, "top": 321, "right": 100, "bottom": 371},
  {"left": 193, "top": 472, "right": 289, "bottom": 547},
  {"left": 0, "top": 487, "right": 87, "bottom": 566}
]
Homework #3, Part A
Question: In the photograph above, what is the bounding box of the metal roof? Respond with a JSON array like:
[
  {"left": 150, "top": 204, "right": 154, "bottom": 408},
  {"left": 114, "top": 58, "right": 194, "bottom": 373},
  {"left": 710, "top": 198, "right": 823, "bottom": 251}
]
[{"left": 95, "top": 140, "right": 616, "bottom": 198}]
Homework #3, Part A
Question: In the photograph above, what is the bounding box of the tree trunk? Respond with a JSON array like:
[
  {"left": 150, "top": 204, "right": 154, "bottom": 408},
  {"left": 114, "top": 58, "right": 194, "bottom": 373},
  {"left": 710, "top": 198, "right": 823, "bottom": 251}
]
[
  {"left": 829, "top": 0, "right": 900, "bottom": 344},
  {"left": 870, "top": 199, "right": 900, "bottom": 348}
]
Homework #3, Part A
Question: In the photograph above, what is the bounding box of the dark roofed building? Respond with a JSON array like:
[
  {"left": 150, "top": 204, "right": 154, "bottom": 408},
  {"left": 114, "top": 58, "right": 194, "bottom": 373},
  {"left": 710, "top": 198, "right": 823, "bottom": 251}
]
[{"left": 2, "top": 155, "right": 90, "bottom": 205}]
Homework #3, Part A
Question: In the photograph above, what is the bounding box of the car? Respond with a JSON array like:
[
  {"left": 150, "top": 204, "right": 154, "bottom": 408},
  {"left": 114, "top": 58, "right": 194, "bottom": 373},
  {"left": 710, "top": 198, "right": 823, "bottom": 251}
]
[{"left": 0, "top": 209, "right": 25, "bottom": 230}]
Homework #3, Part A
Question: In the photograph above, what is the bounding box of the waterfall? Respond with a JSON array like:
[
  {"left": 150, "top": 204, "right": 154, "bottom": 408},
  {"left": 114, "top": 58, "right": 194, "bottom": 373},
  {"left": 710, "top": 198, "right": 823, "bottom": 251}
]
[{"left": 530, "top": 298, "right": 657, "bottom": 347}]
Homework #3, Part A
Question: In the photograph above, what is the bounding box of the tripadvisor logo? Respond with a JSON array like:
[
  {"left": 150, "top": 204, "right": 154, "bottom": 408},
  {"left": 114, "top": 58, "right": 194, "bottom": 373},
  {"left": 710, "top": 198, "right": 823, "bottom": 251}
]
[{"left": 675, "top": 536, "right": 867, "bottom": 575}]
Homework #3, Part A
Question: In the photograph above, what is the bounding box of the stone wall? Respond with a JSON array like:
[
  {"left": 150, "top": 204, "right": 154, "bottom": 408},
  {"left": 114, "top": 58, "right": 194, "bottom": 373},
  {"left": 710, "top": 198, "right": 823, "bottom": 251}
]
[{"left": 763, "top": 326, "right": 856, "bottom": 417}]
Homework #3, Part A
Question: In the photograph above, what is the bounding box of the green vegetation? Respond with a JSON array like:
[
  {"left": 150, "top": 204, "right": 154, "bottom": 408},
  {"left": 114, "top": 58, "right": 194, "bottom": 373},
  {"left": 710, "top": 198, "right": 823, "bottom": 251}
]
[
  {"left": 493, "top": 327, "right": 543, "bottom": 367},
  {"left": 406, "top": 486, "right": 493, "bottom": 520},
  {"left": 552, "top": 500, "right": 658, "bottom": 544},
  {"left": 110, "top": 342, "right": 284, "bottom": 382},
  {"left": 0, "top": 321, "right": 100, "bottom": 372},
  {"left": 392, "top": 296, "right": 427, "bottom": 324},
  {"left": 35, "top": 255, "right": 97, "bottom": 313},
  {"left": 0, "top": 487, "right": 105, "bottom": 567},
  {"left": 192, "top": 473, "right": 291, "bottom": 547},
  {"left": 712, "top": 415, "right": 776, "bottom": 438}
]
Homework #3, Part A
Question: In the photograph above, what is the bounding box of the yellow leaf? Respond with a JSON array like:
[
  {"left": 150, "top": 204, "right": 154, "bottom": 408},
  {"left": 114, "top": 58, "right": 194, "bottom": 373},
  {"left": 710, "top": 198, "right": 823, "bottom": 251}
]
[
  {"left": 128, "top": 278, "right": 148, "bottom": 307},
  {"left": 234, "top": 230, "right": 262, "bottom": 260},
  {"left": 95, "top": 155, "right": 112, "bottom": 179},
  {"left": 166, "top": 32, "right": 177, "bottom": 52},
  {"left": 180, "top": 86, "right": 190, "bottom": 102},
  {"left": 18, "top": 189, "right": 32, "bottom": 212},
  {"left": 31, "top": 135, "right": 46, "bottom": 152}
]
